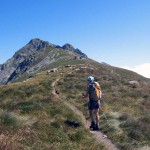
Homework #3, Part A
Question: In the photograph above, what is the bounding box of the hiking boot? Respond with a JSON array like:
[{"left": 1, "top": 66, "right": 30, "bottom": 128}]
[
  {"left": 93, "top": 124, "right": 101, "bottom": 131},
  {"left": 90, "top": 122, "right": 95, "bottom": 129}
]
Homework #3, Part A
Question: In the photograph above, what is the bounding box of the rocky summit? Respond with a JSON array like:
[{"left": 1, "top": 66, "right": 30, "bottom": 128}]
[{"left": 0, "top": 38, "right": 87, "bottom": 85}]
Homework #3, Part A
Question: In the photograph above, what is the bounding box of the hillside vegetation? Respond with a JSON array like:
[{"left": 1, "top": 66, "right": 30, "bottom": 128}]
[
  {"left": 0, "top": 70, "right": 106, "bottom": 150},
  {"left": 0, "top": 59, "right": 150, "bottom": 150},
  {"left": 56, "top": 62, "right": 150, "bottom": 150}
]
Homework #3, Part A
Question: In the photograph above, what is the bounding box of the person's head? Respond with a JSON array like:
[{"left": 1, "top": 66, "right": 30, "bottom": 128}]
[{"left": 87, "top": 76, "right": 94, "bottom": 83}]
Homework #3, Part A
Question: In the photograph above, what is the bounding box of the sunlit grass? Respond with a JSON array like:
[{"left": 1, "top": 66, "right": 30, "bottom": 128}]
[
  {"left": 0, "top": 71, "right": 106, "bottom": 150},
  {"left": 57, "top": 66, "right": 150, "bottom": 150}
]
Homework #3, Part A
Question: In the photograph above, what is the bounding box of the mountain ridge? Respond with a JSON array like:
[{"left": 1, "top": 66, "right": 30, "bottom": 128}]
[{"left": 0, "top": 38, "right": 87, "bottom": 85}]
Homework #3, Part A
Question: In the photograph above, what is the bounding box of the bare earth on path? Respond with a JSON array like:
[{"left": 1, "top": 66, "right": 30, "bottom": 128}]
[{"left": 52, "top": 78, "right": 119, "bottom": 150}]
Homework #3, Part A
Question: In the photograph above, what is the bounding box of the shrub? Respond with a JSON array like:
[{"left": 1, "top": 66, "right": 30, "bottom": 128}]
[
  {"left": 119, "top": 113, "right": 129, "bottom": 121},
  {"left": 19, "top": 101, "right": 40, "bottom": 113},
  {"left": 1, "top": 112, "right": 18, "bottom": 126}
]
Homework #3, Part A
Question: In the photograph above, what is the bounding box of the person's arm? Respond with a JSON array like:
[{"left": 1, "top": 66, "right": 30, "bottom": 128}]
[
  {"left": 82, "top": 85, "right": 89, "bottom": 98},
  {"left": 82, "top": 93, "right": 89, "bottom": 98}
]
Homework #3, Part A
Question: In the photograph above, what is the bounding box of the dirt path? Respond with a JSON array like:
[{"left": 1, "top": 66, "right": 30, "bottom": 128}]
[
  {"left": 51, "top": 78, "right": 62, "bottom": 98},
  {"left": 51, "top": 78, "right": 119, "bottom": 150}
]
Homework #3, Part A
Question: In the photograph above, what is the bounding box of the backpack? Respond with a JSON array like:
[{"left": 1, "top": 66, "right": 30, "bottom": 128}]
[{"left": 89, "top": 82, "right": 102, "bottom": 100}]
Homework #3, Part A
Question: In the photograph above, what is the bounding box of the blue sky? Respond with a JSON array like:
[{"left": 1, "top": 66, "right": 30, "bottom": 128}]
[{"left": 0, "top": 0, "right": 150, "bottom": 77}]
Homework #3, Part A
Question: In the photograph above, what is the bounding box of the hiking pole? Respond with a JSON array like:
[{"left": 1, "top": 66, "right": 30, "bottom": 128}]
[{"left": 99, "top": 104, "right": 111, "bottom": 127}]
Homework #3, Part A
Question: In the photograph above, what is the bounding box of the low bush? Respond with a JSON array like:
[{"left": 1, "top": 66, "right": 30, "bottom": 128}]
[
  {"left": 1, "top": 112, "right": 18, "bottom": 126},
  {"left": 118, "top": 113, "right": 129, "bottom": 121},
  {"left": 19, "top": 101, "right": 40, "bottom": 113}
]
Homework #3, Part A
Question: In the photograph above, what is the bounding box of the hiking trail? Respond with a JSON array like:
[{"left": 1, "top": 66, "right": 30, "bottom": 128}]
[{"left": 51, "top": 78, "right": 119, "bottom": 150}]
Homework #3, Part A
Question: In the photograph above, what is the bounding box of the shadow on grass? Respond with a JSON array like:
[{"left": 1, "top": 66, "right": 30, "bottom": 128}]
[{"left": 64, "top": 120, "right": 81, "bottom": 128}]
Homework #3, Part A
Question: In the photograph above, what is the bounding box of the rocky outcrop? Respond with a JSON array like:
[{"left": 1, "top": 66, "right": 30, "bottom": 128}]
[
  {"left": 0, "top": 39, "right": 51, "bottom": 84},
  {"left": 128, "top": 80, "right": 140, "bottom": 88},
  {"left": 62, "top": 43, "right": 87, "bottom": 57},
  {"left": 62, "top": 43, "right": 75, "bottom": 51}
]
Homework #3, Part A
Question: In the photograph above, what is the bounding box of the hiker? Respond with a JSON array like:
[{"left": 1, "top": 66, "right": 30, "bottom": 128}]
[{"left": 82, "top": 76, "right": 102, "bottom": 131}]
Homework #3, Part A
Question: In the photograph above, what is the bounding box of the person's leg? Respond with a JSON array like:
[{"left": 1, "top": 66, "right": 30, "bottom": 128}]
[
  {"left": 92, "top": 109, "right": 100, "bottom": 130},
  {"left": 88, "top": 100, "right": 96, "bottom": 129},
  {"left": 89, "top": 109, "right": 95, "bottom": 123},
  {"left": 95, "top": 109, "right": 100, "bottom": 127},
  {"left": 93, "top": 101, "right": 101, "bottom": 130}
]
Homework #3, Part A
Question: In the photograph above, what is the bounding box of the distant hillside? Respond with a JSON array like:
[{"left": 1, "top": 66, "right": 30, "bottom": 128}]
[{"left": 0, "top": 38, "right": 87, "bottom": 85}]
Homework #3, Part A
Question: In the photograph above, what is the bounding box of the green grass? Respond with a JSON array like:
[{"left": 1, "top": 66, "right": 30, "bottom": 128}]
[
  {"left": 57, "top": 66, "right": 150, "bottom": 150},
  {"left": 1, "top": 61, "right": 150, "bottom": 150},
  {"left": 0, "top": 72, "right": 106, "bottom": 150}
]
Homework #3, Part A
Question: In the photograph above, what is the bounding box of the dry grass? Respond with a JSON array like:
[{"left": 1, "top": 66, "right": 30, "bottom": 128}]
[
  {"left": 0, "top": 71, "right": 106, "bottom": 150},
  {"left": 0, "top": 62, "right": 150, "bottom": 150},
  {"left": 57, "top": 65, "right": 150, "bottom": 150}
]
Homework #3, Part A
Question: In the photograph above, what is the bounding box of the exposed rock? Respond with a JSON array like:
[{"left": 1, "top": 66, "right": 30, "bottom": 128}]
[
  {"left": 128, "top": 80, "right": 139, "bottom": 85},
  {"left": 28, "top": 38, "right": 50, "bottom": 50},
  {"left": 0, "top": 38, "right": 87, "bottom": 85},
  {"left": 47, "top": 68, "right": 58, "bottom": 74},
  {"left": 62, "top": 43, "right": 87, "bottom": 57},
  {"left": 128, "top": 80, "right": 140, "bottom": 87},
  {"left": 62, "top": 43, "right": 75, "bottom": 51},
  {"left": 55, "top": 45, "right": 62, "bottom": 49}
]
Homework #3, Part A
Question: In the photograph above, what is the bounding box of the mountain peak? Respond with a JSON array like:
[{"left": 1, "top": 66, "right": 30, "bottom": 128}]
[
  {"left": 0, "top": 39, "right": 87, "bottom": 84},
  {"left": 28, "top": 38, "right": 56, "bottom": 49},
  {"left": 26, "top": 38, "right": 51, "bottom": 51},
  {"left": 61, "top": 43, "right": 87, "bottom": 57},
  {"left": 29, "top": 38, "right": 49, "bottom": 45},
  {"left": 62, "top": 43, "right": 75, "bottom": 51},
  {"left": 29, "top": 38, "right": 42, "bottom": 43}
]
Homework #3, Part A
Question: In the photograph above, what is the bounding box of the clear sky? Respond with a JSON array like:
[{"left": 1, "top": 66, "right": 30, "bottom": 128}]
[{"left": 0, "top": 0, "right": 150, "bottom": 77}]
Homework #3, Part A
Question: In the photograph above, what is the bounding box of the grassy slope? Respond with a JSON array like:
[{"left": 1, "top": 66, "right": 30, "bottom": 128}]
[
  {"left": 0, "top": 71, "right": 106, "bottom": 150},
  {"left": 56, "top": 60, "right": 150, "bottom": 150},
  {"left": 0, "top": 58, "right": 150, "bottom": 150}
]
